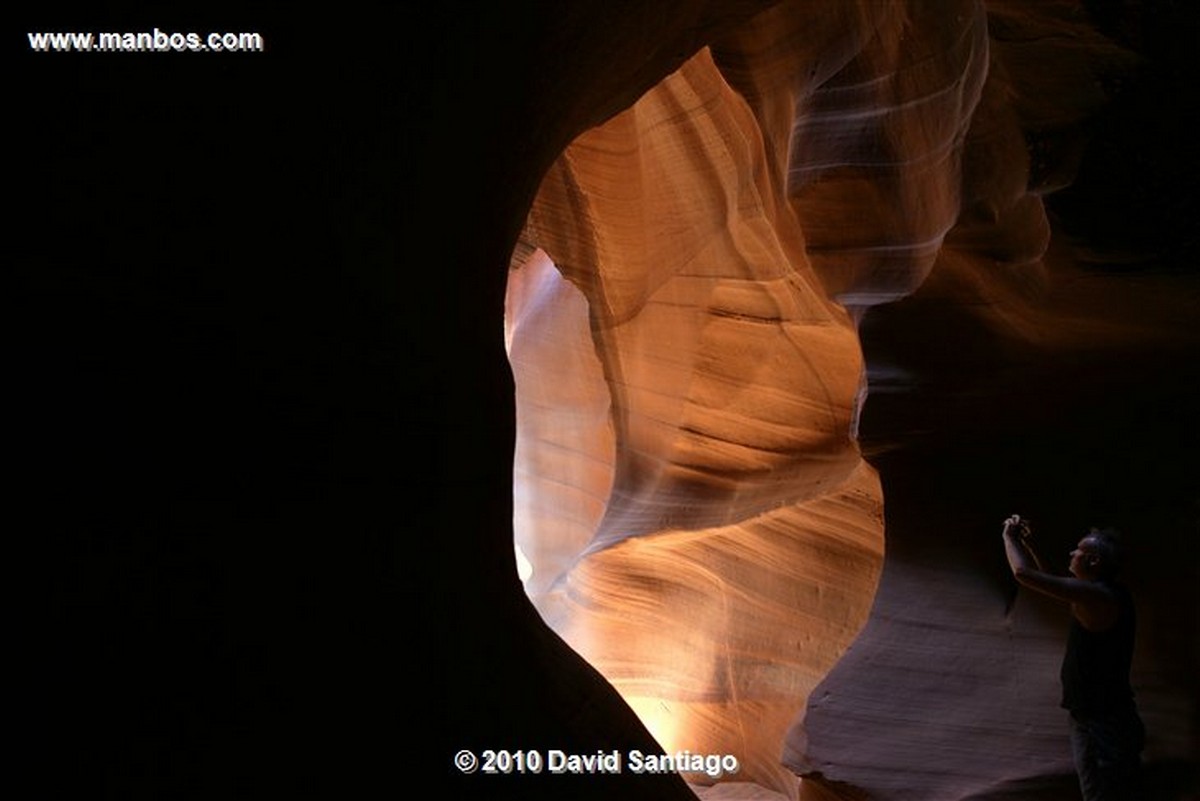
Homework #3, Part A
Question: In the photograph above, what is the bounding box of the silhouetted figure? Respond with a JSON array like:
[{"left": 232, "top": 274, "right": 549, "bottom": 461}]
[{"left": 1002, "top": 515, "right": 1145, "bottom": 801}]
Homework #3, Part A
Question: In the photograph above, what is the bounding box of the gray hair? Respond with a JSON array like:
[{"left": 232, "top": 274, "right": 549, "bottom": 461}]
[{"left": 1086, "top": 527, "right": 1124, "bottom": 577}]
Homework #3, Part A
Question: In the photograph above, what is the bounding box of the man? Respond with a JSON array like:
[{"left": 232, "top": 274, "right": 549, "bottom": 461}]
[{"left": 1002, "top": 514, "right": 1145, "bottom": 801}]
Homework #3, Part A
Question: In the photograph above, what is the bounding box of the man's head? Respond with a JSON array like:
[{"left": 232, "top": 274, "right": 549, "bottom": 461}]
[{"left": 1069, "top": 527, "right": 1123, "bottom": 580}]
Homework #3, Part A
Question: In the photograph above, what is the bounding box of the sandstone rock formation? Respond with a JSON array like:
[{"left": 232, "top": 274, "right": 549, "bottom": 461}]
[
  {"left": 505, "top": 1, "right": 1197, "bottom": 799},
  {"left": 24, "top": 1, "right": 1196, "bottom": 800}
]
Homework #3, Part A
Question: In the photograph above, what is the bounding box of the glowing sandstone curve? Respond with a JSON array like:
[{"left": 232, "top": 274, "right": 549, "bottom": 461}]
[{"left": 508, "top": 45, "right": 886, "bottom": 796}]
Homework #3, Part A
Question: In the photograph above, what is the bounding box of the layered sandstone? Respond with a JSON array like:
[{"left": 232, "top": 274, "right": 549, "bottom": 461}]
[{"left": 505, "top": 2, "right": 1195, "bottom": 799}]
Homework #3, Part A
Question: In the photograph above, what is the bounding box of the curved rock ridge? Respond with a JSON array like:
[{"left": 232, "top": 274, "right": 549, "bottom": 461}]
[
  {"left": 715, "top": 0, "right": 992, "bottom": 309},
  {"left": 551, "top": 463, "right": 883, "bottom": 795}
]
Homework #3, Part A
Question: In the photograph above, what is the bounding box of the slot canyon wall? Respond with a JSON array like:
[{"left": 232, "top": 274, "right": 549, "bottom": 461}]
[
  {"left": 22, "top": 1, "right": 1195, "bottom": 800},
  {"left": 505, "top": 1, "right": 1197, "bottom": 799}
]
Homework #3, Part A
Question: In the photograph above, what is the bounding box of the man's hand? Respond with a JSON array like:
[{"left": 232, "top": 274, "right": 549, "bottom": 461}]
[
  {"left": 1004, "top": 514, "right": 1032, "bottom": 541},
  {"left": 1003, "top": 513, "right": 1046, "bottom": 576}
]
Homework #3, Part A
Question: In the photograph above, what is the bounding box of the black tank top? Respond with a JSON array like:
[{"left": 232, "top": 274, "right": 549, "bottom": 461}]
[{"left": 1060, "top": 579, "right": 1136, "bottom": 714}]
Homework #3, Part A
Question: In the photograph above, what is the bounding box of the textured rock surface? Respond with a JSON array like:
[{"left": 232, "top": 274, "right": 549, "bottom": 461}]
[{"left": 23, "top": 2, "right": 1196, "bottom": 800}]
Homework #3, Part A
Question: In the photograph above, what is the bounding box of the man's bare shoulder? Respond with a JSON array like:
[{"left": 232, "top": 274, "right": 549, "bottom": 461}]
[{"left": 1071, "top": 581, "right": 1121, "bottom": 631}]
